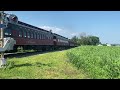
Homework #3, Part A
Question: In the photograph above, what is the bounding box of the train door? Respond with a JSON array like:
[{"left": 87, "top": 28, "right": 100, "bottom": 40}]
[{"left": 53, "top": 36, "right": 57, "bottom": 45}]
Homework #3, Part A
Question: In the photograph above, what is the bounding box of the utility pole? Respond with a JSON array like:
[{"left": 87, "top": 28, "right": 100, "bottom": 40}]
[{"left": 0, "top": 11, "right": 6, "bottom": 68}]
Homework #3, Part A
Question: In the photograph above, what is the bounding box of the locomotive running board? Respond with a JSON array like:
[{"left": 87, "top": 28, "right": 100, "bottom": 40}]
[{"left": 0, "top": 37, "right": 16, "bottom": 52}]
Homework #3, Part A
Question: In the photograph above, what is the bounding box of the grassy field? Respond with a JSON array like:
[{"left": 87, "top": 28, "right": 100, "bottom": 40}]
[
  {"left": 67, "top": 46, "right": 120, "bottom": 79},
  {"left": 1, "top": 46, "right": 120, "bottom": 79},
  {"left": 0, "top": 50, "right": 88, "bottom": 79}
]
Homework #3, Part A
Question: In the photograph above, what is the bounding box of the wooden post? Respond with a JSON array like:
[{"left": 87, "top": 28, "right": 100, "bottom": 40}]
[{"left": 0, "top": 11, "right": 5, "bottom": 68}]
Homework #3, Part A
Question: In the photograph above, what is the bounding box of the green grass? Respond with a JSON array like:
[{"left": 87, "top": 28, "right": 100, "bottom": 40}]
[
  {"left": 0, "top": 50, "right": 88, "bottom": 79},
  {"left": 67, "top": 46, "right": 120, "bottom": 79}
]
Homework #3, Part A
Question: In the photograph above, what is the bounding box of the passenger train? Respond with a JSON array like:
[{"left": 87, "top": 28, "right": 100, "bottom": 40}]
[{"left": 0, "top": 12, "right": 77, "bottom": 52}]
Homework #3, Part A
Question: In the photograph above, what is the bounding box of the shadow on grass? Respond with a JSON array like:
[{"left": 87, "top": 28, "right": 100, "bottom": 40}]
[
  {"left": 5, "top": 63, "right": 32, "bottom": 69},
  {"left": 6, "top": 62, "right": 52, "bottom": 69},
  {"left": 34, "top": 62, "right": 52, "bottom": 67},
  {"left": 14, "top": 63, "right": 32, "bottom": 67}
]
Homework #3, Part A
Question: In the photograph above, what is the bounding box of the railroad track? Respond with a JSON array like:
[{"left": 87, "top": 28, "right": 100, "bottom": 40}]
[
  {"left": 4, "top": 51, "right": 47, "bottom": 58},
  {"left": 4, "top": 49, "right": 65, "bottom": 59}
]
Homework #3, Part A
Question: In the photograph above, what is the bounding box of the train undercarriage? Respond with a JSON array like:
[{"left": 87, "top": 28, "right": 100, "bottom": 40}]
[{"left": 10, "top": 45, "right": 72, "bottom": 53}]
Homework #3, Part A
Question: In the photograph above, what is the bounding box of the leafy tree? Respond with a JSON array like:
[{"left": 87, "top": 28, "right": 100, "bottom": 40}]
[
  {"left": 88, "top": 36, "right": 100, "bottom": 45},
  {"left": 71, "top": 36, "right": 79, "bottom": 45},
  {"left": 71, "top": 32, "right": 100, "bottom": 46}
]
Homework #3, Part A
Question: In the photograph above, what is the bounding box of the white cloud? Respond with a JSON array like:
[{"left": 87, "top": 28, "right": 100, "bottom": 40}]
[
  {"left": 39, "top": 26, "right": 79, "bottom": 39},
  {"left": 39, "top": 26, "right": 63, "bottom": 34},
  {"left": 70, "top": 33, "right": 79, "bottom": 36}
]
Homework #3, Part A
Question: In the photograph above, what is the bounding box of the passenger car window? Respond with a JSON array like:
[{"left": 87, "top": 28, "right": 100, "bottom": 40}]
[
  {"left": 18, "top": 30, "right": 23, "bottom": 37},
  {"left": 37, "top": 33, "right": 39, "bottom": 39},
  {"left": 27, "top": 32, "right": 30, "bottom": 38},
  {"left": 31, "top": 32, "right": 34, "bottom": 38},
  {"left": 34, "top": 32, "right": 36, "bottom": 39},
  {"left": 23, "top": 30, "right": 27, "bottom": 38}
]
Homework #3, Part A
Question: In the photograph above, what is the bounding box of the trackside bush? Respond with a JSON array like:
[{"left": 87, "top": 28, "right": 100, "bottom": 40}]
[{"left": 67, "top": 46, "right": 120, "bottom": 79}]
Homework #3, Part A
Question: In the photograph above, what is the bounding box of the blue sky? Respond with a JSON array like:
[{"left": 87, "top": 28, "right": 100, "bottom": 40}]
[{"left": 5, "top": 11, "right": 120, "bottom": 44}]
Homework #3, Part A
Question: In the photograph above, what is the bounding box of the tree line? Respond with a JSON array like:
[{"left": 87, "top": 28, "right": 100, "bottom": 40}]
[{"left": 71, "top": 32, "right": 100, "bottom": 46}]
